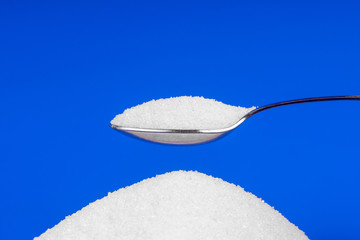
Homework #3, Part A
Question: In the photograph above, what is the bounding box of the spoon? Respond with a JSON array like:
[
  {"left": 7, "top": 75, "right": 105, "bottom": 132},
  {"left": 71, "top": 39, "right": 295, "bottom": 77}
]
[{"left": 111, "top": 95, "right": 360, "bottom": 145}]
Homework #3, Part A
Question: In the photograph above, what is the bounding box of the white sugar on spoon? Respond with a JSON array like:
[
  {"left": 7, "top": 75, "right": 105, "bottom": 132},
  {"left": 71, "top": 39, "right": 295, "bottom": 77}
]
[
  {"left": 111, "top": 96, "right": 255, "bottom": 144},
  {"left": 111, "top": 96, "right": 254, "bottom": 130}
]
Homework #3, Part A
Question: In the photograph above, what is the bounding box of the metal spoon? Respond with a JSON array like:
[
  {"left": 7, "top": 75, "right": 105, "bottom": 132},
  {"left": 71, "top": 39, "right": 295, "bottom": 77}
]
[{"left": 111, "top": 95, "right": 360, "bottom": 145}]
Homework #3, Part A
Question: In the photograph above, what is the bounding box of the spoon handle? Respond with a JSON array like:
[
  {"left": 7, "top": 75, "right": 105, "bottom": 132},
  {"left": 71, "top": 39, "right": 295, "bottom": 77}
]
[{"left": 245, "top": 95, "right": 360, "bottom": 119}]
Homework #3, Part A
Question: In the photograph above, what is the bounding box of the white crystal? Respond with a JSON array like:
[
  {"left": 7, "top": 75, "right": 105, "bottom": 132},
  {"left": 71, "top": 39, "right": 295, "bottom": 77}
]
[
  {"left": 111, "top": 96, "right": 255, "bottom": 130},
  {"left": 35, "top": 171, "right": 309, "bottom": 240}
]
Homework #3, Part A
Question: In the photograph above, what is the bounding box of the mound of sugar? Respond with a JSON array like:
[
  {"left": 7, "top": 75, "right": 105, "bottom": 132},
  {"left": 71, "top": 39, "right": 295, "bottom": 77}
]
[
  {"left": 35, "top": 171, "right": 308, "bottom": 240},
  {"left": 111, "top": 96, "right": 256, "bottom": 130}
]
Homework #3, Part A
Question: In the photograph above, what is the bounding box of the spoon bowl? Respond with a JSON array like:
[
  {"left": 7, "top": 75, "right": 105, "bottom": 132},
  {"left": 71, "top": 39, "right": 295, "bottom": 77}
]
[
  {"left": 111, "top": 95, "right": 360, "bottom": 145},
  {"left": 112, "top": 127, "right": 225, "bottom": 145}
]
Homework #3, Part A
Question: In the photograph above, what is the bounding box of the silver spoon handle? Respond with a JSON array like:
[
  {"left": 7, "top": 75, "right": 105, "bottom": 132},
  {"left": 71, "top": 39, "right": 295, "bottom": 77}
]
[{"left": 245, "top": 95, "right": 360, "bottom": 119}]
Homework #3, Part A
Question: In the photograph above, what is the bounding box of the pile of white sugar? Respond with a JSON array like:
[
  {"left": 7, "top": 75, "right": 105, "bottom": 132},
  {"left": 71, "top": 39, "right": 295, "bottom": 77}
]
[
  {"left": 35, "top": 171, "right": 308, "bottom": 240},
  {"left": 111, "top": 96, "right": 256, "bottom": 130}
]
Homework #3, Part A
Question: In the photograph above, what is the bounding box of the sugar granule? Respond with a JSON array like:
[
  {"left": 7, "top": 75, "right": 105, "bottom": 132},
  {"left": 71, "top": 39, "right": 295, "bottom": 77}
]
[
  {"left": 111, "top": 96, "right": 256, "bottom": 130},
  {"left": 35, "top": 171, "right": 309, "bottom": 240}
]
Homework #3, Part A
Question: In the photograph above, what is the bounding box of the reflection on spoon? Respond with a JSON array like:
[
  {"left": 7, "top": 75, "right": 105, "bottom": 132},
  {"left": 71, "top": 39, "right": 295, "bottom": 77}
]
[{"left": 111, "top": 95, "right": 360, "bottom": 145}]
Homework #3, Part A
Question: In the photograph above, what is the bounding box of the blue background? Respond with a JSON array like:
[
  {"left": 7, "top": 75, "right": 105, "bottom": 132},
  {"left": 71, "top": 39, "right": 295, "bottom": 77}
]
[{"left": 1, "top": 1, "right": 359, "bottom": 239}]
